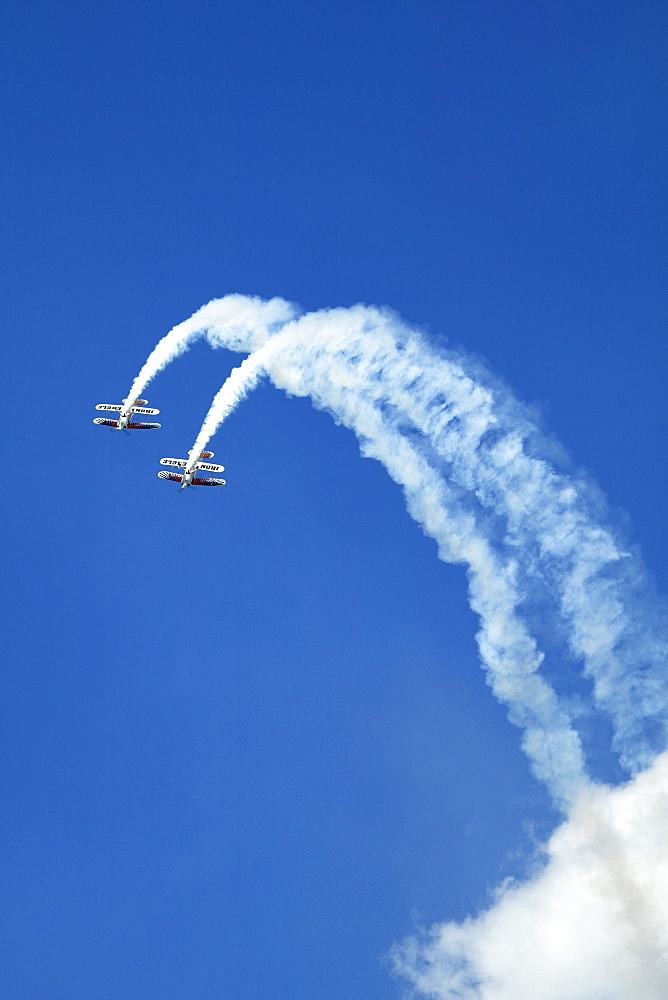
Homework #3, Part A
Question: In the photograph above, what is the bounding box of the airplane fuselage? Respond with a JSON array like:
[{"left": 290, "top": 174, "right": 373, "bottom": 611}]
[
  {"left": 180, "top": 468, "right": 196, "bottom": 489},
  {"left": 178, "top": 454, "right": 201, "bottom": 488}
]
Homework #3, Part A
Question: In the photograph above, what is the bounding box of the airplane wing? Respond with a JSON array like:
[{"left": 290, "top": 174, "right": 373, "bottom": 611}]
[
  {"left": 196, "top": 462, "right": 225, "bottom": 472},
  {"left": 126, "top": 421, "right": 161, "bottom": 429},
  {"left": 93, "top": 417, "right": 119, "bottom": 427},
  {"left": 95, "top": 403, "right": 158, "bottom": 414},
  {"left": 192, "top": 477, "right": 226, "bottom": 486},
  {"left": 158, "top": 471, "right": 183, "bottom": 482},
  {"left": 160, "top": 458, "right": 188, "bottom": 468}
]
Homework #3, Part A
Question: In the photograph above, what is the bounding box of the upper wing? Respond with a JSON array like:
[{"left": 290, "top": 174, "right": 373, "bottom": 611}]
[
  {"left": 95, "top": 404, "right": 159, "bottom": 414},
  {"left": 160, "top": 458, "right": 188, "bottom": 468},
  {"left": 196, "top": 462, "right": 225, "bottom": 473}
]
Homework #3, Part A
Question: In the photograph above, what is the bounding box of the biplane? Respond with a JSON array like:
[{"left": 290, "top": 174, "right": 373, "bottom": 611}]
[
  {"left": 93, "top": 398, "right": 160, "bottom": 432},
  {"left": 157, "top": 451, "right": 226, "bottom": 490}
]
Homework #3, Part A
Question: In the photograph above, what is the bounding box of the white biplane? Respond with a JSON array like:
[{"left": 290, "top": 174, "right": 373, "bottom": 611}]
[
  {"left": 157, "top": 450, "right": 226, "bottom": 490},
  {"left": 93, "top": 398, "right": 161, "bottom": 432}
]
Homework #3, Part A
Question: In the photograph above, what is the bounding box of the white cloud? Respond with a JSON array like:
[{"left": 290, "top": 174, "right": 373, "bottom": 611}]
[{"left": 391, "top": 752, "right": 668, "bottom": 1000}]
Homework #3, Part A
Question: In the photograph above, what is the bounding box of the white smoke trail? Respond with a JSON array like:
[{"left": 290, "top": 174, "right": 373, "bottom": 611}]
[
  {"left": 124, "top": 294, "right": 298, "bottom": 405},
  {"left": 125, "top": 293, "right": 668, "bottom": 793},
  {"left": 297, "top": 306, "right": 667, "bottom": 775},
  {"left": 188, "top": 335, "right": 285, "bottom": 460},
  {"left": 180, "top": 300, "right": 667, "bottom": 791},
  {"left": 190, "top": 352, "right": 588, "bottom": 804}
]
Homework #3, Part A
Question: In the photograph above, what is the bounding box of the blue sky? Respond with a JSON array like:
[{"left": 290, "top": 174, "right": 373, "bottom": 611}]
[{"left": 2, "top": 3, "right": 667, "bottom": 998}]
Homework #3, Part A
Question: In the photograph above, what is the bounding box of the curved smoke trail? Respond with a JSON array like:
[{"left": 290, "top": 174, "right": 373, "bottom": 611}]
[
  {"left": 126, "top": 294, "right": 668, "bottom": 998},
  {"left": 125, "top": 294, "right": 297, "bottom": 405},
  {"left": 127, "top": 294, "right": 667, "bottom": 806}
]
